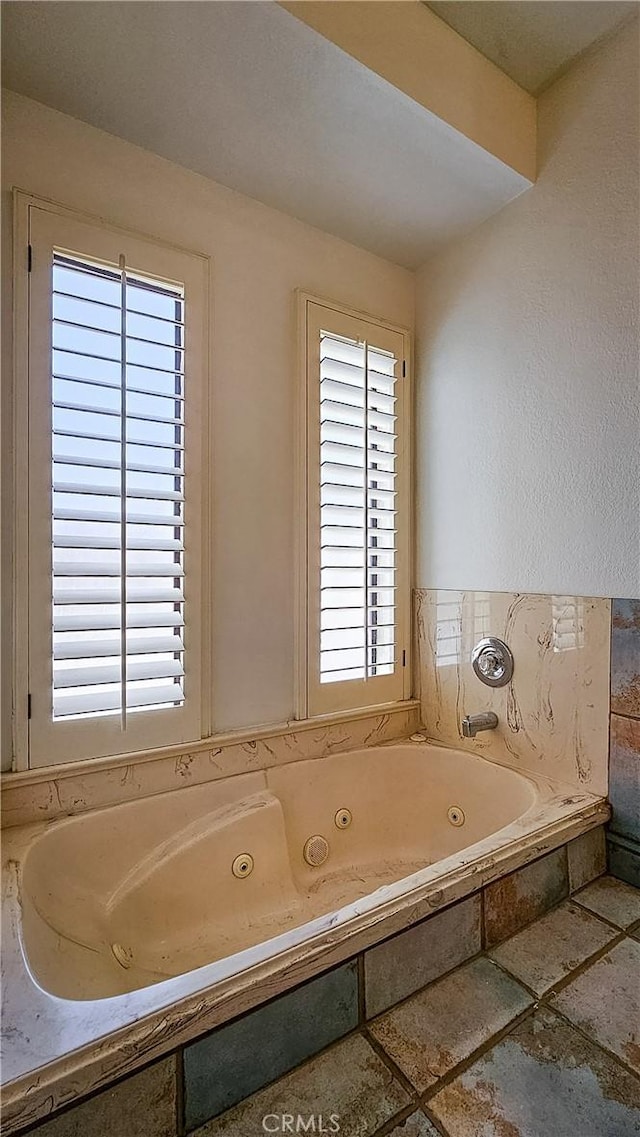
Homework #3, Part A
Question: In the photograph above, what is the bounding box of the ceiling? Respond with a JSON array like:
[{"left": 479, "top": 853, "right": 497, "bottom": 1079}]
[
  {"left": 425, "top": 1, "right": 637, "bottom": 94},
  {"left": 0, "top": 1, "right": 529, "bottom": 269}
]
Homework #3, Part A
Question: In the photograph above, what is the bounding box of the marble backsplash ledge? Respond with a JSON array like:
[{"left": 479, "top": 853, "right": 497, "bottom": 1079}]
[
  {"left": 414, "top": 589, "right": 610, "bottom": 796},
  {"left": 0, "top": 702, "right": 420, "bottom": 829}
]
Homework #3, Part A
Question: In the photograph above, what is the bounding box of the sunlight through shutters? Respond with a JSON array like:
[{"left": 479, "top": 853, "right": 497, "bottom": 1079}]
[
  {"left": 51, "top": 253, "right": 186, "bottom": 721},
  {"left": 319, "top": 331, "right": 398, "bottom": 683},
  {"left": 303, "top": 297, "right": 409, "bottom": 718}
]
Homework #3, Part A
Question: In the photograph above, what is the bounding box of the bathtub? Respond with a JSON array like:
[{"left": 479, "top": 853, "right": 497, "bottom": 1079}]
[{"left": 1, "top": 739, "right": 608, "bottom": 1131}]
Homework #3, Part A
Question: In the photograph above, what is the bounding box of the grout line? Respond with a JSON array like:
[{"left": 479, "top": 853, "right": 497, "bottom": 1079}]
[
  {"left": 175, "top": 1049, "right": 185, "bottom": 1137},
  {"left": 369, "top": 1103, "right": 420, "bottom": 1137},
  {"left": 357, "top": 954, "right": 366, "bottom": 1024},
  {"left": 549, "top": 1003, "right": 640, "bottom": 1084},
  {"left": 420, "top": 1101, "right": 453, "bottom": 1137},
  {"left": 486, "top": 953, "right": 545, "bottom": 1002},
  {"left": 541, "top": 930, "right": 627, "bottom": 998},
  {"left": 488, "top": 927, "right": 627, "bottom": 1003},
  {"left": 364, "top": 1027, "right": 422, "bottom": 1102},
  {"left": 418, "top": 1003, "right": 538, "bottom": 1103},
  {"left": 609, "top": 709, "right": 640, "bottom": 723},
  {"left": 570, "top": 895, "right": 632, "bottom": 933}
]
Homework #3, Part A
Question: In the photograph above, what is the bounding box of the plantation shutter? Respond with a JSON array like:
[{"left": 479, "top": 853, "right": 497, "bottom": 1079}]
[
  {"left": 27, "top": 206, "right": 207, "bottom": 766},
  {"left": 51, "top": 252, "right": 187, "bottom": 720},
  {"left": 304, "top": 300, "right": 410, "bottom": 716}
]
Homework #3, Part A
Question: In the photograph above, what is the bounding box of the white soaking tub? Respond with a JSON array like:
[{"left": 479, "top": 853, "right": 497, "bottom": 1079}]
[{"left": 1, "top": 739, "right": 608, "bottom": 1132}]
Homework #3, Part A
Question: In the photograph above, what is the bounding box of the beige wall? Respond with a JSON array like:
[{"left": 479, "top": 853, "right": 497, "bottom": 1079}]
[
  {"left": 415, "top": 18, "right": 639, "bottom": 598},
  {"left": 0, "top": 91, "right": 414, "bottom": 768}
]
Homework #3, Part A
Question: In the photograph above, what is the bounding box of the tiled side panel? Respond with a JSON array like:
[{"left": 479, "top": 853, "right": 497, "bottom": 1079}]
[
  {"left": 364, "top": 894, "right": 481, "bottom": 1017},
  {"left": 188, "top": 1034, "right": 411, "bottom": 1137},
  {"left": 608, "top": 599, "right": 640, "bottom": 888},
  {"left": 483, "top": 847, "right": 569, "bottom": 947},
  {"left": 609, "top": 838, "right": 640, "bottom": 889},
  {"left": 567, "top": 827, "right": 606, "bottom": 892},
  {"left": 25, "top": 1058, "right": 177, "bottom": 1137},
  {"left": 183, "top": 961, "right": 358, "bottom": 1131}
]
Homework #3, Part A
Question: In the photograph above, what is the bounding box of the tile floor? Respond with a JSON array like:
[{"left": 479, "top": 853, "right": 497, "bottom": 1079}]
[{"left": 196, "top": 875, "right": 640, "bottom": 1137}]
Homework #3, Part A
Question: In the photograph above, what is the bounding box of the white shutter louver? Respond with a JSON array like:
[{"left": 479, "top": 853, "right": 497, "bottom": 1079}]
[
  {"left": 51, "top": 252, "right": 186, "bottom": 722},
  {"left": 319, "top": 331, "right": 398, "bottom": 683},
  {"left": 302, "top": 297, "right": 409, "bottom": 718}
]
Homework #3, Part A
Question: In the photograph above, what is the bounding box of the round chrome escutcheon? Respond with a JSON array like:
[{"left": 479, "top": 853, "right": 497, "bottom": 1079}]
[{"left": 471, "top": 637, "right": 514, "bottom": 688}]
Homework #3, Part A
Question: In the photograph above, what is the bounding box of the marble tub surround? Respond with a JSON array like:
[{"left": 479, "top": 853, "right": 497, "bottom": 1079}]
[
  {"left": 608, "top": 598, "right": 640, "bottom": 888},
  {"left": 415, "top": 588, "right": 611, "bottom": 794},
  {"left": 1, "top": 778, "right": 607, "bottom": 1134},
  {"left": 0, "top": 701, "right": 420, "bottom": 829}
]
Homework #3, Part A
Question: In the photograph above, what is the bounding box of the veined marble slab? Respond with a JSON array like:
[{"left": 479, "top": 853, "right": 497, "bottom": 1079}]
[
  {"left": 415, "top": 590, "right": 610, "bottom": 795},
  {"left": 0, "top": 702, "right": 420, "bottom": 829}
]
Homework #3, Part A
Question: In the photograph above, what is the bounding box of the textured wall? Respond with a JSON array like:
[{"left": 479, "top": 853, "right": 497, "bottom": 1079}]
[
  {"left": 0, "top": 91, "right": 414, "bottom": 767},
  {"left": 415, "top": 18, "right": 639, "bottom": 597}
]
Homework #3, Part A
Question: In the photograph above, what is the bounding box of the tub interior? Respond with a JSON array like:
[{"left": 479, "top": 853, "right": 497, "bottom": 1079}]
[{"left": 20, "top": 744, "right": 537, "bottom": 999}]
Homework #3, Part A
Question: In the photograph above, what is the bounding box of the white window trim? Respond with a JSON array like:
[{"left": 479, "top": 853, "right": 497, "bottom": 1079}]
[
  {"left": 295, "top": 291, "right": 413, "bottom": 720},
  {"left": 10, "top": 190, "right": 213, "bottom": 771}
]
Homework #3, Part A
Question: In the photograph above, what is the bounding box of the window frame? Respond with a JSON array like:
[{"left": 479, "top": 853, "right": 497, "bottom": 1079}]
[
  {"left": 295, "top": 291, "right": 412, "bottom": 720},
  {"left": 11, "top": 191, "right": 213, "bottom": 771}
]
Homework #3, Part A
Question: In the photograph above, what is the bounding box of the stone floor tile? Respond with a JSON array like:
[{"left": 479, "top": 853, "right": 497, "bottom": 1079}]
[
  {"left": 428, "top": 1007, "right": 640, "bottom": 1137},
  {"left": 29, "top": 1058, "right": 176, "bottom": 1137},
  {"left": 191, "top": 1034, "right": 411, "bottom": 1137},
  {"left": 368, "top": 956, "right": 532, "bottom": 1093},
  {"left": 574, "top": 874, "right": 640, "bottom": 928},
  {"left": 551, "top": 938, "right": 640, "bottom": 1073},
  {"left": 385, "top": 1112, "right": 441, "bottom": 1137},
  {"left": 489, "top": 900, "right": 617, "bottom": 994}
]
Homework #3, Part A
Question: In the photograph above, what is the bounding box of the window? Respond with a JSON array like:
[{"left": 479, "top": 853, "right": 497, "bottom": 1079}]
[
  {"left": 16, "top": 198, "right": 209, "bottom": 767},
  {"left": 298, "top": 296, "right": 411, "bottom": 717}
]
